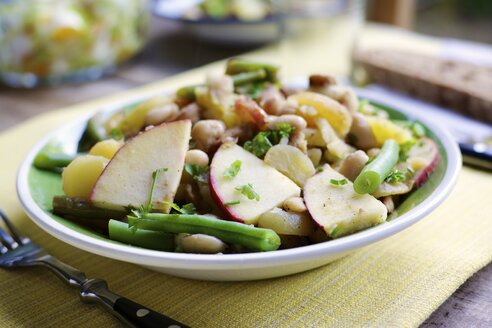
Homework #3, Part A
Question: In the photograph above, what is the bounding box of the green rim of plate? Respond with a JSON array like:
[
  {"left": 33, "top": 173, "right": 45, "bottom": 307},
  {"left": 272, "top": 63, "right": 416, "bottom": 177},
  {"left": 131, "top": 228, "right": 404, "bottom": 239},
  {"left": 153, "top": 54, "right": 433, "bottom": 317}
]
[{"left": 27, "top": 101, "right": 448, "bottom": 244}]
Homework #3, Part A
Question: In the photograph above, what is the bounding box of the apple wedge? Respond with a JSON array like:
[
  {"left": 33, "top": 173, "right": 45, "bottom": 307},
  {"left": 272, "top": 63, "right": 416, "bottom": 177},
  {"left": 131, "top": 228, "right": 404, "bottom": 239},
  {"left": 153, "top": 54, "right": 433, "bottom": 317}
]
[
  {"left": 304, "top": 165, "right": 387, "bottom": 238},
  {"left": 210, "top": 143, "right": 301, "bottom": 224},
  {"left": 407, "top": 137, "right": 440, "bottom": 187},
  {"left": 91, "top": 120, "right": 191, "bottom": 212}
]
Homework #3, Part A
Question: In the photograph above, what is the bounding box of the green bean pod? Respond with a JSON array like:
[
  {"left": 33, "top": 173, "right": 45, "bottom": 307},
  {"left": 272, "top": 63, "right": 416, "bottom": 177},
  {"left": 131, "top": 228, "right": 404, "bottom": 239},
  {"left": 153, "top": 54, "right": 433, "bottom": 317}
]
[
  {"left": 128, "top": 213, "right": 281, "bottom": 252},
  {"left": 354, "top": 139, "right": 400, "bottom": 194},
  {"left": 225, "top": 58, "right": 279, "bottom": 82},
  {"left": 176, "top": 69, "right": 268, "bottom": 101},
  {"left": 33, "top": 152, "right": 76, "bottom": 170},
  {"left": 53, "top": 196, "right": 127, "bottom": 220},
  {"left": 109, "top": 220, "right": 174, "bottom": 252}
]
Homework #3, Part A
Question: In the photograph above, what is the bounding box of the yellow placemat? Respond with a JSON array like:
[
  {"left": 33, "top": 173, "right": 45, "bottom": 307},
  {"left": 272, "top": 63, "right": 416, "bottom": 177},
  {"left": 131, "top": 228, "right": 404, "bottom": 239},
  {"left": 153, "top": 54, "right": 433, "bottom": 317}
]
[{"left": 1, "top": 24, "right": 492, "bottom": 327}]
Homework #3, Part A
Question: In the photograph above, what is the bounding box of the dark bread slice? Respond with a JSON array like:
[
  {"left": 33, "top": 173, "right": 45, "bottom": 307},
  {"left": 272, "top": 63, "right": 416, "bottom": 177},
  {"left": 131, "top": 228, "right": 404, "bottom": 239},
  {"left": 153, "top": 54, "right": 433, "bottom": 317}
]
[{"left": 353, "top": 49, "right": 492, "bottom": 124}]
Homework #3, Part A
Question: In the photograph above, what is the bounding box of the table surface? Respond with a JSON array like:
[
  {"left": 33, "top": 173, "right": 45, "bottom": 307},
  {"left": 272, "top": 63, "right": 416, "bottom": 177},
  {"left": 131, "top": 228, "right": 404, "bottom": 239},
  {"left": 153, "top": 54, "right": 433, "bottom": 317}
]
[{"left": 1, "top": 18, "right": 490, "bottom": 327}]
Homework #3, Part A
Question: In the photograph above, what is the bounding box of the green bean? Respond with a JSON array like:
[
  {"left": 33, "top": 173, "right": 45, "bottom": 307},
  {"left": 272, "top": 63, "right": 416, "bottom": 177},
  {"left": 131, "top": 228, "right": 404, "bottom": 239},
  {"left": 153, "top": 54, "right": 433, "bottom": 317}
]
[
  {"left": 34, "top": 151, "right": 76, "bottom": 170},
  {"left": 53, "top": 196, "right": 127, "bottom": 220},
  {"left": 225, "top": 58, "right": 279, "bottom": 82},
  {"left": 354, "top": 139, "right": 399, "bottom": 194},
  {"left": 78, "top": 111, "right": 111, "bottom": 151},
  {"left": 176, "top": 69, "right": 268, "bottom": 100},
  {"left": 128, "top": 213, "right": 281, "bottom": 252},
  {"left": 109, "top": 220, "right": 175, "bottom": 252}
]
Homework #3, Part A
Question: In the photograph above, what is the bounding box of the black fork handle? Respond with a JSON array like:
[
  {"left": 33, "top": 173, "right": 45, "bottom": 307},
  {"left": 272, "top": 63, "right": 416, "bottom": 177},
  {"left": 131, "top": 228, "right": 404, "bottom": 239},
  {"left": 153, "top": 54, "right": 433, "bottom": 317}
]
[{"left": 80, "top": 279, "right": 189, "bottom": 328}]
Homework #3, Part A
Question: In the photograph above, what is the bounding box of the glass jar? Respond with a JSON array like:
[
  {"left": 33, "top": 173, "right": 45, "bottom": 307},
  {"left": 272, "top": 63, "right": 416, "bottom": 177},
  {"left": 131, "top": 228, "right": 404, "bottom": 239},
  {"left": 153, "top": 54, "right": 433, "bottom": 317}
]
[{"left": 0, "top": 0, "right": 149, "bottom": 87}]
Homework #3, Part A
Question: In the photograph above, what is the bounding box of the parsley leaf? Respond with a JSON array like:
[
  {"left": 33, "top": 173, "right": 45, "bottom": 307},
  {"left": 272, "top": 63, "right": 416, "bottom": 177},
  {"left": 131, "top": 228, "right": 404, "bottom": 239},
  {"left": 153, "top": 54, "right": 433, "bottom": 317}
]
[
  {"left": 235, "top": 183, "right": 260, "bottom": 201},
  {"left": 243, "top": 124, "right": 294, "bottom": 158},
  {"left": 330, "top": 226, "right": 341, "bottom": 238},
  {"left": 144, "top": 168, "right": 168, "bottom": 213},
  {"left": 330, "top": 178, "right": 348, "bottom": 186},
  {"left": 223, "top": 160, "right": 242, "bottom": 179},
  {"left": 185, "top": 163, "right": 209, "bottom": 184},
  {"left": 385, "top": 170, "right": 406, "bottom": 183},
  {"left": 399, "top": 139, "right": 416, "bottom": 162},
  {"left": 244, "top": 132, "right": 273, "bottom": 157},
  {"left": 110, "top": 128, "right": 124, "bottom": 141},
  {"left": 276, "top": 123, "right": 294, "bottom": 139},
  {"left": 224, "top": 200, "right": 241, "bottom": 206},
  {"left": 162, "top": 202, "right": 197, "bottom": 214}
]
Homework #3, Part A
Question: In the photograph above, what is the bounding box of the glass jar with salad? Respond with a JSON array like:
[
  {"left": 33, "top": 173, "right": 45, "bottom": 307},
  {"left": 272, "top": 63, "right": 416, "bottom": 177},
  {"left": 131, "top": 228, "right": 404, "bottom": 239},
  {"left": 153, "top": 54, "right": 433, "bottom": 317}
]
[{"left": 0, "top": 0, "right": 149, "bottom": 87}]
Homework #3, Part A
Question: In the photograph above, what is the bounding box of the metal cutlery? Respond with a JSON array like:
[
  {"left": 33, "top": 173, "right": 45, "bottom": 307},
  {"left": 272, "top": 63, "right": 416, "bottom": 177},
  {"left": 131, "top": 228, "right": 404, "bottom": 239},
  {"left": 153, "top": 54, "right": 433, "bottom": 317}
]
[{"left": 0, "top": 209, "right": 189, "bottom": 328}]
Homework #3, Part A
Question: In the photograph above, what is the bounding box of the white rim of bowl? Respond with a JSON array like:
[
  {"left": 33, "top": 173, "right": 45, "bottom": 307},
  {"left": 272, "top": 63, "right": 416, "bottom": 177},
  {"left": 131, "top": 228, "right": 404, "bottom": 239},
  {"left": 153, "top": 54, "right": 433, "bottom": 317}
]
[{"left": 16, "top": 97, "right": 462, "bottom": 271}]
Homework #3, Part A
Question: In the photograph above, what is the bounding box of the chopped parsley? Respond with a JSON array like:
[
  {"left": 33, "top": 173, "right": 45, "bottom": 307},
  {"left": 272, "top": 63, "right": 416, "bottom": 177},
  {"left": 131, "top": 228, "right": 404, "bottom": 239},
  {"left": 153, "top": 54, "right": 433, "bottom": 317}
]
[
  {"left": 235, "top": 183, "right": 260, "bottom": 201},
  {"left": 394, "top": 120, "right": 427, "bottom": 138},
  {"left": 110, "top": 128, "right": 124, "bottom": 141},
  {"left": 385, "top": 170, "right": 406, "bottom": 183},
  {"left": 243, "top": 124, "right": 294, "bottom": 158},
  {"left": 330, "top": 226, "right": 341, "bottom": 238},
  {"left": 330, "top": 178, "right": 348, "bottom": 186},
  {"left": 358, "top": 99, "right": 369, "bottom": 112},
  {"left": 130, "top": 167, "right": 168, "bottom": 220},
  {"left": 224, "top": 200, "right": 241, "bottom": 206},
  {"left": 185, "top": 163, "right": 209, "bottom": 184},
  {"left": 244, "top": 132, "right": 272, "bottom": 157},
  {"left": 316, "top": 166, "right": 325, "bottom": 173},
  {"left": 223, "top": 160, "right": 242, "bottom": 179},
  {"left": 399, "top": 139, "right": 417, "bottom": 162},
  {"left": 162, "top": 202, "right": 196, "bottom": 214}
]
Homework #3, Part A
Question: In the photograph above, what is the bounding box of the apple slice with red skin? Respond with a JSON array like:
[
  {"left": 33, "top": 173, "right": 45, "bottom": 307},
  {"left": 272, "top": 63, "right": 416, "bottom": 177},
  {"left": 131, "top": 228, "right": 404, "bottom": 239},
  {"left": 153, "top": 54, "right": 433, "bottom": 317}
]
[
  {"left": 210, "top": 143, "right": 301, "bottom": 225},
  {"left": 407, "top": 137, "right": 440, "bottom": 187},
  {"left": 304, "top": 164, "right": 387, "bottom": 238},
  {"left": 90, "top": 120, "right": 191, "bottom": 212}
]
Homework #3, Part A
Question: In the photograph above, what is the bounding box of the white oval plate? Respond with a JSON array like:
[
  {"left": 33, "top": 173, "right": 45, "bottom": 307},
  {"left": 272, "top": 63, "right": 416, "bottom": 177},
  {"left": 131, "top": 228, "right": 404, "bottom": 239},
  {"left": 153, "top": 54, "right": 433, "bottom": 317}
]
[{"left": 17, "top": 88, "right": 461, "bottom": 281}]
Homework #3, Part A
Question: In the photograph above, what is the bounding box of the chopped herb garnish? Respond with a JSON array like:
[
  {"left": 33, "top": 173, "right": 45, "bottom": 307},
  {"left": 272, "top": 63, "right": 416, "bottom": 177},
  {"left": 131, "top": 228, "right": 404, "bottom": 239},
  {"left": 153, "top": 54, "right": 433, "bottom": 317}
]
[
  {"left": 185, "top": 163, "right": 209, "bottom": 184},
  {"left": 130, "top": 167, "right": 169, "bottom": 223},
  {"left": 316, "top": 166, "right": 325, "bottom": 173},
  {"left": 244, "top": 132, "right": 273, "bottom": 157},
  {"left": 276, "top": 123, "right": 294, "bottom": 139},
  {"left": 162, "top": 202, "right": 196, "bottom": 214},
  {"left": 399, "top": 139, "right": 416, "bottom": 162},
  {"left": 223, "top": 160, "right": 242, "bottom": 179},
  {"left": 243, "top": 125, "right": 294, "bottom": 158},
  {"left": 330, "top": 226, "right": 341, "bottom": 237},
  {"left": 385, "top": 170, "right": 406, "bottom": 183},
  {"left": 224, "top": 200, "right": 241, "bottom": 206},
  {"left": 110, "top": 128, "right": 124, "bottom": 141},
  {"left": 357, "top": 99, "right": 369, "bottom": 112},
  {"left": 330, "top": 178, "right": 348, "bottom": 186},
  {"left": 411, "top": 122, "right": 426, "bottom": 137},
  {"left": 181, "top": 203, "right": 197, "bottom": 214},
  {"left": 407, "top": 167, "right": 415, "bottom": 177},
  {"left": 235, "top": 183, "right": 260, "bottom": 201}
]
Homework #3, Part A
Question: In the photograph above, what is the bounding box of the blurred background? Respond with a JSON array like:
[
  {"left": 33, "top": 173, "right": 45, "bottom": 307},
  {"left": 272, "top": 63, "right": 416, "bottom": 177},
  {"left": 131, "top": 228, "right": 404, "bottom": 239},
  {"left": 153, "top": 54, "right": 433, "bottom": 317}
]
[{"left": 1, "top": 0, "right": 491, "bottom": 131}]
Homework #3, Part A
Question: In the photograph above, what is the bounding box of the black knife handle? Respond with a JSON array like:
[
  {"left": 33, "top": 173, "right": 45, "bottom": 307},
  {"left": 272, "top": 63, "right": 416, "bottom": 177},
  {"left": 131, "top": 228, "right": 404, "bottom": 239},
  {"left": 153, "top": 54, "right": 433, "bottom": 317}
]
[{"left": 459, "top": 142, "right": 492, "bottom": 171}]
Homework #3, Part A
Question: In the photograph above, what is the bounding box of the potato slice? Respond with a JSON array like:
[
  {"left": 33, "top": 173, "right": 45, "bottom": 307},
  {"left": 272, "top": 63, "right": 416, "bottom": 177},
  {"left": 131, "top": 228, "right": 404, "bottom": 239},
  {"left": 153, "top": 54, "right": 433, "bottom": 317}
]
[
  {"left": 258, "top": 208, "right": 313, "bottom": 236},
  {"left": 288, "top": 91, "right": 352, "bottom": 137},
  {"left": 264, "top": 144, "right": 316, "bottom": 187},
  {"left": 62, "top": 155, "right": 109, "bottom": 199},
  {"left": 89, "top": 139, "right": 123, "bottom": 159}
]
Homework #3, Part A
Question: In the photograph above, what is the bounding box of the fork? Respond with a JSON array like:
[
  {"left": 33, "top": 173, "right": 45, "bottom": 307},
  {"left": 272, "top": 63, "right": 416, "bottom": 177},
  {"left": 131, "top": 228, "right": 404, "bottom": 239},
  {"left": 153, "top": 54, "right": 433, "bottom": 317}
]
[{"left": 0, "top": 209, "right": 189, "bottom": 328}]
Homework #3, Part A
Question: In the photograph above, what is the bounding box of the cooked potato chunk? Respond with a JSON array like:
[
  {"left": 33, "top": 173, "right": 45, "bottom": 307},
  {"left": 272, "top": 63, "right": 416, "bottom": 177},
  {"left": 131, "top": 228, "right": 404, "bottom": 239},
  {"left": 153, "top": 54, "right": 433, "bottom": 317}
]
[
  {"left": 62, "top": 155, "right": 109, "bottom": 199},
  {"left": 88, "top": 139, "right": 123, "bottom": 159}
]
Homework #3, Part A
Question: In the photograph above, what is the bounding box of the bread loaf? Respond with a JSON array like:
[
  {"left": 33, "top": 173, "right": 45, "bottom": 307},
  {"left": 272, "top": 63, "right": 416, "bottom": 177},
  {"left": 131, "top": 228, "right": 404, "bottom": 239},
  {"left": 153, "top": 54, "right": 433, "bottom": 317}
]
[{"left": 353, "top": 49, "right": 492, "bottom": 124}]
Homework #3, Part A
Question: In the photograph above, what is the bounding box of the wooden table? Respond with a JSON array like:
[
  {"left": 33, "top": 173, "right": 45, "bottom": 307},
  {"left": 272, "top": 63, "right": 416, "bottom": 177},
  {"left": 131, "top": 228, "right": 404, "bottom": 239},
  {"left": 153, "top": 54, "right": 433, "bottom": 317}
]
[{"left": 1, "top": 18, "right": 490, "bottom": 327}]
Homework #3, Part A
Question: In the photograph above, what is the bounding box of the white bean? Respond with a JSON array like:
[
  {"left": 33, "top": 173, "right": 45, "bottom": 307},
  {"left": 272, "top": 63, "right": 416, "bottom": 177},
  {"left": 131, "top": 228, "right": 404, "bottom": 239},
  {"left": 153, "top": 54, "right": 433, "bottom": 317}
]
[
  {"left": 191, "top": 120, "right": 226, "bottom": 152},
  {"left": 185, "top": 149, "right": 209, "bottom": 167},
  {"left": 337, "top": 150, "right": 369, "bottom": 181},
  {"left": 144, "top": 103, "right": 179, "bottom": 126},
  {"left": 267, "top": 114, "right": 307, "bottom": 131},
  {"left": 178, "top": 234, "right": 226, "bottom": 254}
]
